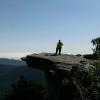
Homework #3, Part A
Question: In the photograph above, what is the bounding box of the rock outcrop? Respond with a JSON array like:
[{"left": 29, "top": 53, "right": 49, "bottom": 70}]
[
  {"left": 22, "top": 53, "right": 90, "bottom": 70},
  {"left": 22, "top": 53, "right": 93, "bottom": 100}
]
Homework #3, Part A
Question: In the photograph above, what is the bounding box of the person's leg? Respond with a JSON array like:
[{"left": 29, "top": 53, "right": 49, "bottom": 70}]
[
  {"left": 56, "top": 48, "right": 58, "bottom": 55},
  {"left": 59, "top": 48, "right": 61, "bottom": 55}
]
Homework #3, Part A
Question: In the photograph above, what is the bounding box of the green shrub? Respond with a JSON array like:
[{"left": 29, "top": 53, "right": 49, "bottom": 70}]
[
  {"left": 5, "top": 76, "right": 48, "bottom": 100},
  {"left": 83, "top": 54, "right": 98, "bottom": 60}
]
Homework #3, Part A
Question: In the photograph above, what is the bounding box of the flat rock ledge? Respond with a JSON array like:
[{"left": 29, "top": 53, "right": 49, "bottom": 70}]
[
  {"left": 22, "top": 53, "right": 91, "bottom": 71},
  {"left": 22, "top": 53, "right": 95, "bottom": 100}
]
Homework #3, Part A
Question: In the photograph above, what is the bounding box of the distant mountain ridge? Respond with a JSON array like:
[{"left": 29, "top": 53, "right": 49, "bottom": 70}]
[
  {"left": 0, "top": 58, "right": 26, "bottom": 66},
  {"left": 0, "top": 58, "right": 45, "bottom": 98}
]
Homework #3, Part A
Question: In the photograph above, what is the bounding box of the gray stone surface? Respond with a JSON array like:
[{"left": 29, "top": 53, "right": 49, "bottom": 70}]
[
  {"left": 22, "top": 53, "right": 90, "bottom": 71},
  {"left": 22, "top": 53, "right": 94, "bottom": 100}
]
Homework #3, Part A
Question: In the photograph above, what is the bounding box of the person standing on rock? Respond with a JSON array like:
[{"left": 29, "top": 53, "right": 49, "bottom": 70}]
[{"left": 55, "top": 40, "right": 63, "bottom": 55}]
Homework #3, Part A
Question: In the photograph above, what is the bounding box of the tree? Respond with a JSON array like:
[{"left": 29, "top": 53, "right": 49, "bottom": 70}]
[
  {"left": 5, "top": 76, "right": 48, "bottom": 100},
  {"left": 91, "top": 37, "right": 100, "bottom": 55}
]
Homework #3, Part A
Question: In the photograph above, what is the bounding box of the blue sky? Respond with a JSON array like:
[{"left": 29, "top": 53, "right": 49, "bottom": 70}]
[{"left": 0, "top": 0, "right": 100, "bottom": 58}]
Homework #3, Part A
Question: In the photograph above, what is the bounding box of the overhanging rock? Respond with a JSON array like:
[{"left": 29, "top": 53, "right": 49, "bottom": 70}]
[
  {"left": 21, "top": 53, "right": 89, "bottom": 71},
  {"left": 21, "top": 53, "right": 92, "bottom": 100}
]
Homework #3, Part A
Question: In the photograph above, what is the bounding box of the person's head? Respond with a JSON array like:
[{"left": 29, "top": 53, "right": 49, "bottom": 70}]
[{"left": 59, "top": 40, "right": 61, "bottom": 42}]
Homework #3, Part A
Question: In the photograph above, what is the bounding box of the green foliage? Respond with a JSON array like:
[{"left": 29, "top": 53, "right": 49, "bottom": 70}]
[
  {"left": 91, "top": 37, "right": 100, "bottom": 46},
  {"left": 83, "top": 54, "right": 98, "bottom": 60},
  {"left": 5, "top": 76, "right": 48, "bottom": 100},
  {"left": 91, "top": 37, "right": 100, "bottom": 55}
]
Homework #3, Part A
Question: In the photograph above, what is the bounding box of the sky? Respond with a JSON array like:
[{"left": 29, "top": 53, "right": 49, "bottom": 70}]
[{"left": 0, "top": 0, "right": 100, "bottom": 58}]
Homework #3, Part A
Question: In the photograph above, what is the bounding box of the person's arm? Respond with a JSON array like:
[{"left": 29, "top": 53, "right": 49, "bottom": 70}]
[{"left": 62, "top": 42, "right": 63, "bottom": 46}]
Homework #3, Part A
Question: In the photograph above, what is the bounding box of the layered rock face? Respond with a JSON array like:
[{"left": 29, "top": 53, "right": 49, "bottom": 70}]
[
  {"left": 22, "top": 53, "right": 90, "bottom": 70},
  {"left": 22, "top": 53, "right": 93, "bottom": 100}
]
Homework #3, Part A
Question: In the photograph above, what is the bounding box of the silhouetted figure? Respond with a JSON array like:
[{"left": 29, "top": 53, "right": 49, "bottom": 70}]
[{"left": 55, "top": 40, "right": 63, "bottom": 55}]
